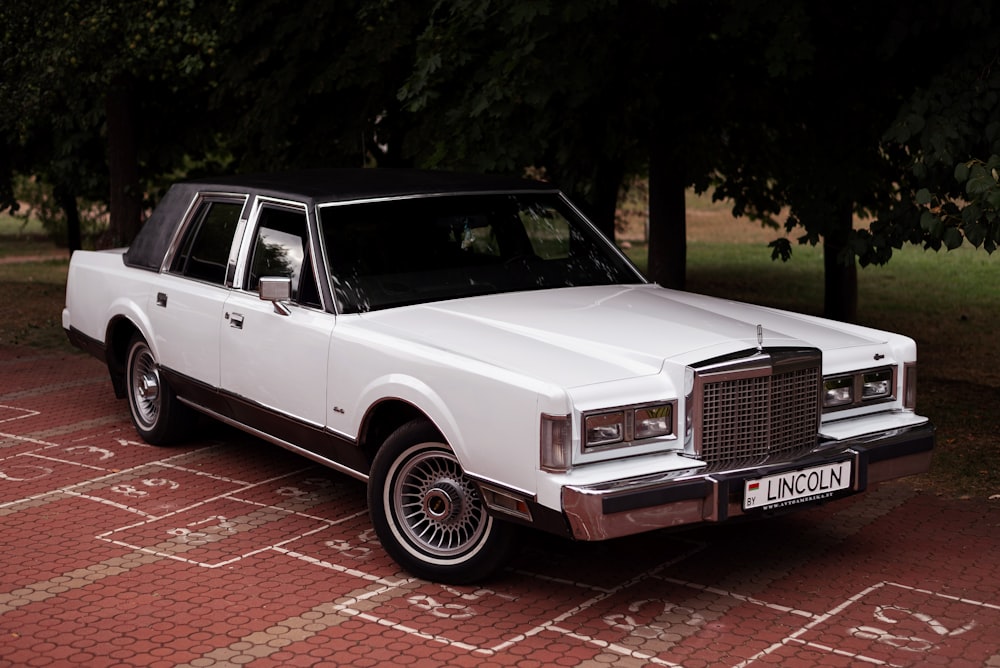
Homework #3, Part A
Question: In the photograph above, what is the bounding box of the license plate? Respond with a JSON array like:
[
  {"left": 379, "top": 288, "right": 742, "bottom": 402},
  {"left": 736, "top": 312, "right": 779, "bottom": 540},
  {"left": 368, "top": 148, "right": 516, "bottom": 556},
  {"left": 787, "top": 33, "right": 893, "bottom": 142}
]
[{"left": 743, "top": 460, "right": 853, "bottom": 511}]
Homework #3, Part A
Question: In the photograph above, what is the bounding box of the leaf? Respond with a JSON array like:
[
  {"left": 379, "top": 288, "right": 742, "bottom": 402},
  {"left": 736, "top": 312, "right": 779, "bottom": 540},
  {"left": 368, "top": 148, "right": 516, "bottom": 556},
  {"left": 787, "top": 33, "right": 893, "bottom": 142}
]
[
  {"left": 943, "top": 227, "right": 964, "bottom": 250},
  {"left": 920, "top": 210, "right": 942, "bottom": 235},
  {"left": 905, "top": 112, "right": 925, "bottom": 135},
  {"left": 915, "top": 187, "right": 933, "bottom": 205},
  {"left": 966, "top": 164, "right": 995, "bottom": 196},
  {"left": 768, "top": 238, "right": 792, "bottom": 262},
  {"left": 987, "top": 189, "right": 1000, "bottom": 211},
  {"left": 954, "top": 162, "right": 970, "bottom": 183},
  {"left": 964, "top": 221, "right": 986, "bottom": 247},
  {"left": 961, "top": 202, "right": 983, "bottom": 225}
]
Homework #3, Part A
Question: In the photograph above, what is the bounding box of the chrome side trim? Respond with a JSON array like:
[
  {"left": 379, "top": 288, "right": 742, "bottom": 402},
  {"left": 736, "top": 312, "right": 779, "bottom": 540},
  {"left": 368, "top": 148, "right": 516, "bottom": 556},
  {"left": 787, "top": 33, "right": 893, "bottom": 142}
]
[{"left": 178, "top": 398, "right": 369, "bottom": 483}]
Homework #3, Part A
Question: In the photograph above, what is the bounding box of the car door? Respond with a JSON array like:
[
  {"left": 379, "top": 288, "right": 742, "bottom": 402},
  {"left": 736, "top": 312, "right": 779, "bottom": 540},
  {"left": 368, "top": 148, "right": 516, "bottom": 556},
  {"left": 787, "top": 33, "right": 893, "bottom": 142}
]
[
  {"left": 220, "top": 198, "right": 334, "bottom": 428},
  {"left": 147, "top": 194, "right": 247, "bottom": 388}
]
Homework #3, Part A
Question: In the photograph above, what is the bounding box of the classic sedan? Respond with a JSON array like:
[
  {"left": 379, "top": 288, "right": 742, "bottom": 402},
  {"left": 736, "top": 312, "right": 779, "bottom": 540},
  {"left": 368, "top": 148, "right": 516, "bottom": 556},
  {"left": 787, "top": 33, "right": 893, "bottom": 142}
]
[{"left": 62, "top": 169, "right": 934, "bottom": 583}]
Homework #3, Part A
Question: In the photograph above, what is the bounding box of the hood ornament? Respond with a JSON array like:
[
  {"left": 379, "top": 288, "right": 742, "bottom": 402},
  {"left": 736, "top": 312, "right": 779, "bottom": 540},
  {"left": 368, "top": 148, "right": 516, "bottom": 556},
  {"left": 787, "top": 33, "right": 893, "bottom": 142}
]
[{"left": 756, "top": 324, "right": 764, "bottom": 352}]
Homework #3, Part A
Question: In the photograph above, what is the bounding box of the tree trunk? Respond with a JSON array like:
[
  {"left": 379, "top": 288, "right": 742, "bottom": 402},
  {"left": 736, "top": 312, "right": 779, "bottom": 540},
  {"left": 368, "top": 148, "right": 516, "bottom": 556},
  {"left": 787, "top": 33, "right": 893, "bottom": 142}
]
[
  {"left": 588, "top": 158, "right": 624, "bottom": 242},
  {"left": 53, "top": 183, "right": 82, "bottom": 252},
  {"left": 647, "top": 140, "right": 686, "bottom": 289},
  {"left": 105, "top": 76, "right": 142, "bottom": 248},
  {"left": 822, "top": 200, "right": 858, "bottom": 322}
]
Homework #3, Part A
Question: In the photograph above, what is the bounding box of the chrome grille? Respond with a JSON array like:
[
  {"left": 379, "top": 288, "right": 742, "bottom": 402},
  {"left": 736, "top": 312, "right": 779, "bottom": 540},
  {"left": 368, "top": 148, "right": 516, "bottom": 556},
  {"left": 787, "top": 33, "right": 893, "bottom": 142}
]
[{"left": 693, "top": 349, "right": 820, "bottom": 468}]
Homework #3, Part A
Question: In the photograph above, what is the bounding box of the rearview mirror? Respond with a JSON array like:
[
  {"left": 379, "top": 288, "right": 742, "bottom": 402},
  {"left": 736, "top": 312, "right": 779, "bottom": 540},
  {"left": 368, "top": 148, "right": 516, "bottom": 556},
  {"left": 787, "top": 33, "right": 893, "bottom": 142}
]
[{"left": 259, "top": 276, "right": 292, "bottom": 316}]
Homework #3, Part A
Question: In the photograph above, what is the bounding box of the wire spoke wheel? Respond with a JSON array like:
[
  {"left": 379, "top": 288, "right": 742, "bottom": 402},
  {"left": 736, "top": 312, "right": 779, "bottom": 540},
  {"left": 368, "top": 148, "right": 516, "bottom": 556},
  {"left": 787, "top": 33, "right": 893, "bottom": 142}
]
[
  {"left": 129, "top": 343, "right": 161, "bottom": 428},
  {"left": 124, "top": 333, "right": 191, "bottom": 445},
  {"left": 369, "top": 420, "right": 515, "bottom": 583},
  {"left": 392, "top": 448, "right": 488, "bottom": 558}
]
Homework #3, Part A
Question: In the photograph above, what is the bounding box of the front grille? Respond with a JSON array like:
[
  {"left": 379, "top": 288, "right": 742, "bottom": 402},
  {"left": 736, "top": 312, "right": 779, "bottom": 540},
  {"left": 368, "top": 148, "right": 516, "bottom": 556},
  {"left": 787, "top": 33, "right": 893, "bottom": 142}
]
[{"left": 693, "top": 349, "right": 820, "bottom": 469}]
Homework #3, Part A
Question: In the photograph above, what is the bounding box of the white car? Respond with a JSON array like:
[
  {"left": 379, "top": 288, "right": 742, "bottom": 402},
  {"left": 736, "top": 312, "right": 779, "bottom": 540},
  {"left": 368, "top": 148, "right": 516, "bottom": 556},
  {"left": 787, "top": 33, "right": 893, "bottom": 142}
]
[{"left": 63, "top": 169, "right": 934, "bottom": 583}]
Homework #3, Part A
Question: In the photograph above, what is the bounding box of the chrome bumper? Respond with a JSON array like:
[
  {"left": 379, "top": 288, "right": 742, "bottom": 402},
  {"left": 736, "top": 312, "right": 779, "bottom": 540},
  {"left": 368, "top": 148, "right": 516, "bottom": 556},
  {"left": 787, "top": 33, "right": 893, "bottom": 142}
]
[{"left": 561, "top": 421, "right": 934, "bottom": 541}]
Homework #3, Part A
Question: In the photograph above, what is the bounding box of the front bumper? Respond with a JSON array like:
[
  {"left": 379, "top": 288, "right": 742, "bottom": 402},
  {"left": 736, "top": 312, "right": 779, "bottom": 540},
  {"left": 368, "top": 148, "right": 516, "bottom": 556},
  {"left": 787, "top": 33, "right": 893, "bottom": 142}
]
[{"left": 561, "top": 421, "right": 934, "bottom": 541}]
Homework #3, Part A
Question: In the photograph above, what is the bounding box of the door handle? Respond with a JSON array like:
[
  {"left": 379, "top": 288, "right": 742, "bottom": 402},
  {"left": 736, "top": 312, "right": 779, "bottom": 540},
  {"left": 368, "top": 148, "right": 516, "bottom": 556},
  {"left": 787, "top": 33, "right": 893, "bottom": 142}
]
[
  {"left": 229, "top": 312, "right": 244, "bottom": 329},
  {"left": 156, "top": 292, "right": 168, "bottom": 307}
]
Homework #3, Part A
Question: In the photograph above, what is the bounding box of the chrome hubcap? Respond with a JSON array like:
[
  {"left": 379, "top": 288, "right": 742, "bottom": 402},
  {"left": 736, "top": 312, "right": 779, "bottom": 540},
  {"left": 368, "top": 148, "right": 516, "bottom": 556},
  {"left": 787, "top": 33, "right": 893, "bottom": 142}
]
[
  {"left": 138, "top": 374, "right": 159, "bottom": 400},
  {"left": 392, "top": 448, "right": 488, "bottom": 557},
  {"left": 131, "top": 347, "right": 161, "bottom": 427}
]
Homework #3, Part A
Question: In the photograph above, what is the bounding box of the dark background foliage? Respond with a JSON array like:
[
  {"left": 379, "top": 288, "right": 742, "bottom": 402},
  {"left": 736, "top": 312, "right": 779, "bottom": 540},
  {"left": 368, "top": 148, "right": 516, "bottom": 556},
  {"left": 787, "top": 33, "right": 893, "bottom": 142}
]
[{"left": 2, "top": 0, "right": 998, "bottom": 321}]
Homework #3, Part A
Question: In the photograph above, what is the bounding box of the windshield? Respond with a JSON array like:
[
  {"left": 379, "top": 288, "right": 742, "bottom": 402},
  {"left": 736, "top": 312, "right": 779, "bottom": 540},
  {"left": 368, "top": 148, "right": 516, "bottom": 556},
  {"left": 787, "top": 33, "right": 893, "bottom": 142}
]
[{"left": 319, "top": 192, "right": 644, "bottom": 313}]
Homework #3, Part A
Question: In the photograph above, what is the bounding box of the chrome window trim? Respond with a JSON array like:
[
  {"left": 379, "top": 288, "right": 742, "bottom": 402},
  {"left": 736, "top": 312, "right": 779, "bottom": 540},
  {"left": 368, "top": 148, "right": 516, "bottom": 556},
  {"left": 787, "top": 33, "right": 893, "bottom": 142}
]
[
  {"left": 237, "top": 196, "right": 327, "bottom": 312},
  {"left": 314, "top": 188, "right": 563, "bottom": 211},
  {"left": 162, "top": 192, "right": 249, "bottom": 276}
]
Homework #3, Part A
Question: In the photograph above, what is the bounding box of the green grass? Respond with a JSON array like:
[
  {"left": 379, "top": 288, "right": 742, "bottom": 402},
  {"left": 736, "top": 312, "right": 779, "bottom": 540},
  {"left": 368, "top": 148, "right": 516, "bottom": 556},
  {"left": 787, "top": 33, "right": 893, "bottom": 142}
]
[
  {"left": 0, "top": 211, "right": 46, "bottom": 236},
  {"left": 0, "top": 211, "right": 61, "bottom": 258},
  {"left": 0, "top": 255, "right": 72, "bottom": 350},
  {"left": 0, "top": 238, "right": 63, "bottom": 258},
  {"left": 628, "top": 239, "right": 999, "bottom": 334}
]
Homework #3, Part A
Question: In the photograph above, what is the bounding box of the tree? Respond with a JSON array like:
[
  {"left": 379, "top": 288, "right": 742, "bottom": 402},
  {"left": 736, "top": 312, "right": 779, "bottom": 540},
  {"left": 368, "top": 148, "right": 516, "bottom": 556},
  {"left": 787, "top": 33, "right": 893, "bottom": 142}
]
[
  {"left": 399, "top": 0, "right": 764, "bottom": 292},
  {"left": 718, "top": 1, "right": 1000, "bottom": 320},
  {"left": 714, "top": 2, "right": 1000, "bottom": 321},
  {"left": 207, "top": 0, "right": 431, "bottom": 173},
  {"left": 398, "top": 0, "right": 641, "bottom": 235},
  {"left": 0, "top": 0, "right": 233, "bottom": 247},
  {"left": 875, "top": 16, "right": 1000, "bottom": 258}
]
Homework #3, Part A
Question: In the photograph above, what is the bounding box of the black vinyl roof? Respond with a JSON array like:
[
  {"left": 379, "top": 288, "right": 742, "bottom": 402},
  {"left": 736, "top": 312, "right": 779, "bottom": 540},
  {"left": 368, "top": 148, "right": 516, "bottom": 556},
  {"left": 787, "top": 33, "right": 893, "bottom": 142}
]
[
  {"left": 124, "top": 169, "right": 558, "bottom": 272},
  {"left": 179, "top": 168, "right": 556, "bottom": 203}
]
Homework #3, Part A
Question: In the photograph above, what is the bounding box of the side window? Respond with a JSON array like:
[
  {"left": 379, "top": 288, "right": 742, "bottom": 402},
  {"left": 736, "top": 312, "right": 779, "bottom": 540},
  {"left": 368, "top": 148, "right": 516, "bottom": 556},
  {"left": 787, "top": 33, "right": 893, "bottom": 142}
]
[
  {"left": 171, "top": 199, "right": 243, "bottom": 284},
  {"left": 246, "top": 205, "right": 322, "bottom": 309}
]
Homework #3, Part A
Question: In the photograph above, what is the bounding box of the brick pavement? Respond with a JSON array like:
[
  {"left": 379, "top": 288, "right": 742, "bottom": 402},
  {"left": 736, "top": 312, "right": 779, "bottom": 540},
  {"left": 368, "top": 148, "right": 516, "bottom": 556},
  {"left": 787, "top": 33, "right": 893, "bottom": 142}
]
[{"left": 1, "top": 344, "right": 998, "bottom": 667}]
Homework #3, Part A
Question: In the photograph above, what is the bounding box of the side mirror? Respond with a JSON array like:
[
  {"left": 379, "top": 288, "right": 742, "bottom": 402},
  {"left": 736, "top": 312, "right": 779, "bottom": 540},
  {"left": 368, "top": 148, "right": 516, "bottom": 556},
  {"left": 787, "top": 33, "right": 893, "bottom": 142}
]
[{"left": 259, "top": 276, "right": 292, "bottom": 316}]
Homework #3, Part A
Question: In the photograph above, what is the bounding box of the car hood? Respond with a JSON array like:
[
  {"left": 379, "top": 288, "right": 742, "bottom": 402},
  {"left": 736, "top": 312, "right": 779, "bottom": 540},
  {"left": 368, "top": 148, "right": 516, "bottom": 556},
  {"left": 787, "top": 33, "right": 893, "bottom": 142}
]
[{"left": 351, "top": 285, "right": 889, "bottom": 388}]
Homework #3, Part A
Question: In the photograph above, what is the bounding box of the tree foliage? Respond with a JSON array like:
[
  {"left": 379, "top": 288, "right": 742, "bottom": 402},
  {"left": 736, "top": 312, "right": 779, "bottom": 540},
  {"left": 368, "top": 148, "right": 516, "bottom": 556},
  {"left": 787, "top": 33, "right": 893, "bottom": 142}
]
[
  {"left": 0, "top": 0, "right": 234, "bottom": 246},
  {"left": 209, "top": 0, "right": 430, "bottom": 172},
  {"left": 708, "top": 1, "right": 1000, "bottom": 320},
  {"left": 2, "top": 0, "right": 997, "bottom": 323},
  {"left": 396, "top": 0, "right": 739, "bottom": 289},
  {"left": 876, "top": 16, "right": 1000, "bottom": 258}
]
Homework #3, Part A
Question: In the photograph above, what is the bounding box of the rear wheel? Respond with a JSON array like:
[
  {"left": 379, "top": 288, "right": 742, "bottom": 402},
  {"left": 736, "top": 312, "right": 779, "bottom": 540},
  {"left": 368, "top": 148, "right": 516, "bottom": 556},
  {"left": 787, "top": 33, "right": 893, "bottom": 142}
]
[
  {"left": 125, "top": 334, "right": 191, "bottom": 444},
  {"left": 368, "top": 420, "right": 515, "bottom": 583}
]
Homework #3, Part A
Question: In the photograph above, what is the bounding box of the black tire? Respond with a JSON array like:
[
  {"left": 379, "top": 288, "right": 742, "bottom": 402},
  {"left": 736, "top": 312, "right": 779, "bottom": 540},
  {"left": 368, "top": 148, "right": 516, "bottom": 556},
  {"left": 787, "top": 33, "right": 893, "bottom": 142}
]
[
  {"left": 368, "top": 420, "right": 516, "bottom": 584},
  {"left": 124, "top": 334, "right": 192, "bottom": 445}
]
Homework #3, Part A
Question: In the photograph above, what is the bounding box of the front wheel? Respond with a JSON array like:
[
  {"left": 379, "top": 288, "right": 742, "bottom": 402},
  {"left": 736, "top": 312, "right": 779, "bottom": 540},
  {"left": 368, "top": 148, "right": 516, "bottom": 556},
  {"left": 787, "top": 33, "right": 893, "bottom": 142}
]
[
  {"left": 368, "top": 420, "right": 515, "bottom": 583},
  {"left": 125, "top": 334, "right": 192, "bottom": 445}
]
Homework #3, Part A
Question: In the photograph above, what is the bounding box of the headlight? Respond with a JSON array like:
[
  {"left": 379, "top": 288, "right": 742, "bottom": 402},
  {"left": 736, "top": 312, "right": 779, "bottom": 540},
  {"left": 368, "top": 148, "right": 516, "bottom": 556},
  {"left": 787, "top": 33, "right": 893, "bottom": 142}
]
[
  {"left": 823, "top": 376, "right": 854, "bottom": 408},
  {"left": 862, "top": 369, "right": 893, "bottom": 400},
  {"left": 583, "top": 402, "right": 674, "bottom": 450},
  {"left": 823, "top": 367, "right": 896, "bottom": 411},
  {"left": 635, "top": 405, "right": 673, "bottom": 440},
  {"left": 585, "top": 411, "right": 624, "bottom": 447}
]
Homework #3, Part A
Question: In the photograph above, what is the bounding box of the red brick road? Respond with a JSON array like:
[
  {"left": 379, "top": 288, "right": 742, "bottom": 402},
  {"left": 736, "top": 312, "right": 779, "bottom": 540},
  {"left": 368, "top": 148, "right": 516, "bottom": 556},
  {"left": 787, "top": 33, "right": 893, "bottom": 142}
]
[{"left": 1, "top": 345, "right": 998, "bottom": 667}]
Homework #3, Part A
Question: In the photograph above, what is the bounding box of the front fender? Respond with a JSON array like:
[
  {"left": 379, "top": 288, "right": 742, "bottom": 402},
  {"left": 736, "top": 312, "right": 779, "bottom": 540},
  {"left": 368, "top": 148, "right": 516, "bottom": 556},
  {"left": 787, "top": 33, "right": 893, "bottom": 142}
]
[{"left": 344, "top": 371, "right": 548, "bottom": 497}]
